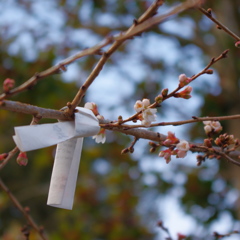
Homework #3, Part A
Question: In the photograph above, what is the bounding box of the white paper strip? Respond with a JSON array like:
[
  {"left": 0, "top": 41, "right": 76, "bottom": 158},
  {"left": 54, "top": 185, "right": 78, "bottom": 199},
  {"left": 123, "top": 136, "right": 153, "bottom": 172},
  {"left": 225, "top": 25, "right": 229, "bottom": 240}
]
[
  {"left": 12, "top": 107, "right": 100, "bottom": 210},
  {"left": 47, "top": 138, "right": 83, "bottom": 210}
]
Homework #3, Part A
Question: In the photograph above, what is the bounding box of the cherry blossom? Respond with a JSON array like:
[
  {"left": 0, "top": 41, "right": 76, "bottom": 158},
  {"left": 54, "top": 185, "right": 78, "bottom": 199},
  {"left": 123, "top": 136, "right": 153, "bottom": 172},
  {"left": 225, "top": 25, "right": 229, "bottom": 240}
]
[
  {"left": 176, "top": 140, "right": 190, "bottom": 158},
  {"left": 93, "top": 128, "right": 106, "bottom": 144},
  {"left": 84, "top": 102, "right": 99, "bottom": 116},
  {"left": 203, "top": 120, "right": 222, "bottom": 134},
  {"left": 141, "top": 108, "right": 157, "bottom": 126},
  {"left": 134, "top": 98, "right": 157, "bottom": 126}
]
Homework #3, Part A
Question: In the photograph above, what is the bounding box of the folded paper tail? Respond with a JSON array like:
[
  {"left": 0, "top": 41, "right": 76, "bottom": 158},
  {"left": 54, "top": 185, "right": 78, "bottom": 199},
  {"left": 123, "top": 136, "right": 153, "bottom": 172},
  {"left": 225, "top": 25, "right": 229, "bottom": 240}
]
[{"left": 47, "top": 138, "right": 83, "bottom": 210}]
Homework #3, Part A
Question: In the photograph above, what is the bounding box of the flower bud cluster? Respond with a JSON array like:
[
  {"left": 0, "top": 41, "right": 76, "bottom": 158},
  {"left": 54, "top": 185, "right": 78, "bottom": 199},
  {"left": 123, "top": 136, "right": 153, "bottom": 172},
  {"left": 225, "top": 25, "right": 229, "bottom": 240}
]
[
  {"left": 174, "top": 86, "right": 192, "bottom": 99},
  {"left": 159, "top": 131, "right": 190, "bottom": 163},
  {"left": 203, "top": 120, "right": 222, "bottom": 135},
  {"left": 214, "top": 133, "right": 238, "bottom": 148},
  {"left": 134, "top": 98, "right": 157, "bottom": 127}
]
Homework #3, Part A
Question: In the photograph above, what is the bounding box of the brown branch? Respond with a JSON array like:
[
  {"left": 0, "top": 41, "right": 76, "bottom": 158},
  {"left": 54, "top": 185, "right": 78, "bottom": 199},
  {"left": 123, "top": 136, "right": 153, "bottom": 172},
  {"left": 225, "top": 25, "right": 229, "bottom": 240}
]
[
  {"left": 0, "top": 178, "right": 48, "bottom": 240},
  {"left": 0, "top": 100, "right": 71, "bottom": 121},
  {"left": 217, "top": 151, "right": 240, "bottom": 167},
  {"left": 0, "top": 39, "right": 112, "bottom": 101},
  {"left": 199, "top": 7, "right": 240, "bottom": 42}
]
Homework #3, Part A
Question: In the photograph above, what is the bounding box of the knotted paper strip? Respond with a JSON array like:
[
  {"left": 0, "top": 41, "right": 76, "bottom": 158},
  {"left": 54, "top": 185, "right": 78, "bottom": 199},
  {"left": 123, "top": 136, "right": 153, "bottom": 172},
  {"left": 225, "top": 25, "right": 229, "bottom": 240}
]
[{"left": 13, "top": 107, "right": 100, "bottom": 210}]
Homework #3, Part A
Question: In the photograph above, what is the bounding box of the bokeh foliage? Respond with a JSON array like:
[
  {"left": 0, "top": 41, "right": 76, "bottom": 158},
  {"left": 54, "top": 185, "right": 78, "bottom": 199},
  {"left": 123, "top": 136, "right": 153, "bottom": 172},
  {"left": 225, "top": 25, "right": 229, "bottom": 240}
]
[{"left": 0, "top": 1, "right": 240, "bottom": 239}]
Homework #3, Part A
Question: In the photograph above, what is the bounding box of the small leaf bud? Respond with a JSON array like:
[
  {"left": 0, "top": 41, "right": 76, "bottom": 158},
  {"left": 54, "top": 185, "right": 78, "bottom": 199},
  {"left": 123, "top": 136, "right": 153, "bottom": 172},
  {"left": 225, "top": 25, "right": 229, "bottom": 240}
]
[
  {"left": 205, "top": 69, "right": 213, "bottom": 74},
  {"left": 161, "top": 88, "right": 168, "bottom": 97},
  {"left": 155, "top": 94, "right": 163, "bottom": 103},
  {"left": 207, "top": 8, "right": 212, "bottom": 15},
  {"left": 204, "top": 138, "right": 212, "bottom": 148}
]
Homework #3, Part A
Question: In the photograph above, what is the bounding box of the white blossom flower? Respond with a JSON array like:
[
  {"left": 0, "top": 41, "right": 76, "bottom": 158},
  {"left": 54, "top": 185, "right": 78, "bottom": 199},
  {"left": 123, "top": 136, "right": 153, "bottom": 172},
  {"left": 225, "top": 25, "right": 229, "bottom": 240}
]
[
  {"left": 203, "top": 120, "right": 222, "bottom": 134},
  {"left": 176, "top": 140, "right": 190, "bottom": 159},
  {"left": 210, "top": 121, "right": 222, "bottom": 132},
  {"left": 204, "top": 125, "right": 212, "bottom": 134},
  {"left": 134, "top": 100, "right": 144, "bottom": 112},
  {"left": 141, "top": 108, "right": 157, "bottom": 126},
  {"left": 92, "top": 128, "right": 106, "bottom": 144},
  {"left": 84, "top": 102, "right": 99, "bottom": 115},
  {"left": 203, "top": 120, "right": 211, "bottom": 125},
  {"left": 176, "top": 140, "right": 190, "bottom": 151}
]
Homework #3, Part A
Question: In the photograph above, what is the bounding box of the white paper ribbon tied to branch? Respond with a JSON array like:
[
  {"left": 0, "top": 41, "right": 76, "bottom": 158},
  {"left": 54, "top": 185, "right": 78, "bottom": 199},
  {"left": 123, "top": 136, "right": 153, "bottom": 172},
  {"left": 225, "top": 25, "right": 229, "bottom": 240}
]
[{"left": 13, "top": 107, "right": 100, "bottom": 210}]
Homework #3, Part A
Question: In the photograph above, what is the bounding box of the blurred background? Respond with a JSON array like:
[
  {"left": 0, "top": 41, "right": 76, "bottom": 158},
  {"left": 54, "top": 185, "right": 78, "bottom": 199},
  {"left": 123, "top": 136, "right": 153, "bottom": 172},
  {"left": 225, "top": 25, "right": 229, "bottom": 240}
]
[{"left": 0, "top": 0, "right": 240, "bottom": 239}]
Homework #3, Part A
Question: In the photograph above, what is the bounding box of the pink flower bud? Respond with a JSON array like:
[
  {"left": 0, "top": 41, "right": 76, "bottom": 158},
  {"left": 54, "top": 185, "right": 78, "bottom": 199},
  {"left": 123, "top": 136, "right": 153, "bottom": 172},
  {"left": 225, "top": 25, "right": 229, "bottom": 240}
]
[
  {"left": 0, "top": 153, "right": 8, "bottom": 161},
  {"left": 178, "top": 74, "right": 191, "bottom": 87},
  {"left": 235, "top": 41, "right": 240, "bottom": 48},
  {"left": 3, "top": 78, "right": 15, "bottom": 92},
  {"left": 159, "top": 149, "right": 172, "bottom": 163},
  {"left": 174, "top": 86, "right": 192, "bottom": 99},
  {"left": 177, "top": 233, "right": 187, "bottom": 240},
  {"left": 142, "top": 98, "right": 150, "bottom": 108},
  {"left": 177, "top": 150, "right": 187, "bottom": 158},
  {"left": 16, "top": 152, "right": 28, "bottom": 166},
  {"left": 165, "top": 131, "right": 179, "bottom": 144}
]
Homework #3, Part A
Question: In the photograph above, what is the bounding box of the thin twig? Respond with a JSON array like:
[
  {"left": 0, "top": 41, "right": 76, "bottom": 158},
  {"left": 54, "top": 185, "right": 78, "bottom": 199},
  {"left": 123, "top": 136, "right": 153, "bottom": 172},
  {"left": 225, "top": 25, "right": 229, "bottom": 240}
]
[
  {"left": 0, "top": 178, "right": 48, "bottom": 240},
  {"left": 199, "top": 7, "right": 240, "bottom": 42},
  {"left": 102, "top": 114, "right": 240, "bottom": 129},
  {"left": 120, "top": 49, "right": 228, "bottom": 124},
  {"left": 0, "top": 147, "right": 19, "bottom": 170},
  {"left": 216, "top": 151, "right": 240, "bottom": 167}
]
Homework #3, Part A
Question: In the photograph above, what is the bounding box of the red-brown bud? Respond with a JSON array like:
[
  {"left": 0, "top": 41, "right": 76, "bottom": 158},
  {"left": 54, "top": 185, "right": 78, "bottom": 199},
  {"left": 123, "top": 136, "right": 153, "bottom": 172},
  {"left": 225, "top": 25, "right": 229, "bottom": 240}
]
[
  {"left": 16, "top": 152, "right": 28, "bottom": 166},
  {"left": 3, "top": 78, "right": 15, "bottom": 92}
]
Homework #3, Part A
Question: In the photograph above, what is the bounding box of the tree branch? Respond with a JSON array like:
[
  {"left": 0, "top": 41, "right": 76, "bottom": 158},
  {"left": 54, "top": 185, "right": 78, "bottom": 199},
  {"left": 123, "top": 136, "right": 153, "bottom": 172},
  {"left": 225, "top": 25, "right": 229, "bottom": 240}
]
[
  {"left": 0, "top": 178, "right": 48, "bottom": 240},
  {"left": 198, "top": 7, "right": 240, "bottom": 41}
]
